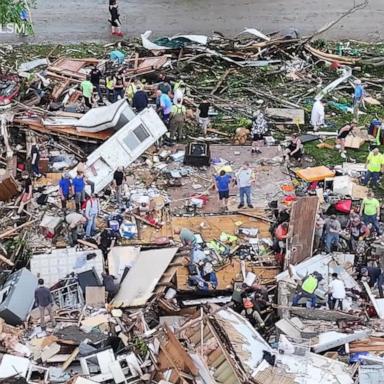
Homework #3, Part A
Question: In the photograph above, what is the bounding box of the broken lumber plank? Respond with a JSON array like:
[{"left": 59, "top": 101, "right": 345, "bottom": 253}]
[
  {"left": 237, "top": 210, "right": 275, "bottom": 223},
  {"left": 210, "top": 68, "right": 233, "bottom": 95},
  {"left": 131, "top": 213, "right": 161, "bottom": 229},
  {"left": 77, "top": 239, "right": 99, "bottom": 250},
  {"left": 304, "top": 44, "right": 358, "bottom": 65},
  {"left": 245, "top": 88, "right": 302, "bottom": 109},
  {"left": 0, "top": 254, "right": 14, "bottom": 267},
  {"left": 207, "top": 128, "right": 230, "bottom": 137},
  {"left": 0, "top": 219, "right": 38, "bottom": 239},
  {"left": 61, "top": 347, "right": 79, "bottom": 371}
]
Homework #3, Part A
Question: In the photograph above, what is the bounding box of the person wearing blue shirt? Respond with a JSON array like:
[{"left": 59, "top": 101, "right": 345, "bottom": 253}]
[
  {"left": 58, "top": 172, "right": 72, "bottom": 213},
  {"left": 160, "top": 91, "right": 172, "bottom": 125},
  {"left": 353, "top": 79, "right": 364, "bottom": 121},
  {"left": 214, "top": 170, "right": 232, "bottom": 210},
  {"left": 72, "top": 172, "right": 85, "bottom": 212}
]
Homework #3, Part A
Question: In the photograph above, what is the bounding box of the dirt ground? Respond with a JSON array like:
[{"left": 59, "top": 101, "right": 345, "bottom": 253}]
[
  {"left": 1, "top": 0, "right": 383, "bottom": 44},
  {"left": 167, "top": 144, "right": 291, "bottom": 212}
]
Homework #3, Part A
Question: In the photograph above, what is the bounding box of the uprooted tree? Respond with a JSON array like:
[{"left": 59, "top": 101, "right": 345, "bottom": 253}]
[{"left": 0, "top": 0, "right": 36, "bottom": 35}]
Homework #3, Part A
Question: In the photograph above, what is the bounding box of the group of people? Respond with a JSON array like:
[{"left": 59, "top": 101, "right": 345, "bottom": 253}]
[
  {"left": 79, "top": 65, "right": 213, "bottom": 142},
  {"left": 293, "top": 262, "right": 384, "bottom": 311},
  {"left": 312, "top": 191, "right": 381, "bottom": 254},
  {"left": 213, "top": 162, "right": 256, "bottom": 211},
  {"left": 292, "top": 271, "right": 346, "bottom": 310},
  {"left": 58, "top": 165, "right": 126, "bottom": 244}
]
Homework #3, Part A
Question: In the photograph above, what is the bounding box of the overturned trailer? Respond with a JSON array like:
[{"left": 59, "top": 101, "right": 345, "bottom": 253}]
[{"left": 76, "top": 105, "right": 167, "bottom": 194}]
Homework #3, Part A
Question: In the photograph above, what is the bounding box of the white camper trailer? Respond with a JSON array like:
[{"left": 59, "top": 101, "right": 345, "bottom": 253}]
[{"left": 73, "top": 107, "right": 167, "bottom": 194}]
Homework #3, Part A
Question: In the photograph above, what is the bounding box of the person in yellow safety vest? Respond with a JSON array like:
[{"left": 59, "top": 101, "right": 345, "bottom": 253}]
[
  {"left": 363, "top": 147, "right": 384, "bottom": 188},
  {"left": 292, "top": 272, "right": 323, "bottom": 308},
  {"left": 105, "top": 75, "right": 115, "bottom": 102},
  {"left": 169, "top": 99, "right": 186, "bottom": 141},
  {"left": 125, "top": 79, "right": 143, "bottom": 105}
]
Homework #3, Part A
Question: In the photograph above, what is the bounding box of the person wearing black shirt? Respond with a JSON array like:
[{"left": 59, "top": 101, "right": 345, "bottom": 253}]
[
  {"left": 113, "top": 74, "right": 125, "bottom": 102},
  {"left": 132, "top": 85, "right": 148, "bottom": 112},
  {"left": 102, "top": 272, "right": 119, "bottom": 301},
  {"left": 109, "top": 0, "right": 123, "bottom": 37},
  {"left": 113, "top": 167, "right": 125, "bottom": 205},
  {"left": 17, "top": 171, "right": 33, "bottom": 216},
  {"left": 90, "top": 65, "right": 102, "bottom": 100},
  {"left": 35, "top": 278, "right": 56, "bottom": 328},
  {"left": 31, "top": 143, "right": 41, "bottom": 177},
  {"left": 198, "top": 98, "right": 210, "bottom": 136}
]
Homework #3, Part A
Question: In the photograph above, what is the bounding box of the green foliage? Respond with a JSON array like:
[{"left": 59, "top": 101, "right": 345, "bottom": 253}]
[
  {"left": 0, "top": 0, "right": 36, "bottom": 35},
  {"left": 132, "top": 336, "right": 149, "bottom": 358}
]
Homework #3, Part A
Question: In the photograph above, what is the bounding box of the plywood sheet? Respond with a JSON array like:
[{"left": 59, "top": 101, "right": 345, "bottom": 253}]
[
  {"left": 112, "top": 247, "right": 179, "bottom": 307},
  {"left": 137, "top": 213, "right": 271, "bottom": 244},
  {"left": 288, "top": 196, "right": 319, "bottom": 264}
]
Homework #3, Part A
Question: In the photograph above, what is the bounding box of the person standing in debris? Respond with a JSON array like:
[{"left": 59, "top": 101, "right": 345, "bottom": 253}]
[
  {"left": 251, "top": 110, "right": 268, "bottom": 154},
  {"left": 236, "top": 162, "right": 255, "bottom": 209},
  {"left": 30, "top": 142, "right": 41, "bottom": 177},
  {"left": 328, "top": 273, "right": 346, "bottom": 311},
  {"left": 113, "top": 166, "right": 125, "bottom": 206},
  {"left": 73, "top": 171, "right": 86, "bottom": 213},
  {"left": 174, "top": 227, "right": 196, "bottom": 247},
  {"left": 59, "top": 172, "right": 72, "bottom": 213},
  {"left": 314, "top": 213, "right": 325, "bottom": 251},
  {"left": 352, "top": 79, "right": 364, "bottom": 120},
  {"left": 113, "top": 73, "right": 125, "bottom": 102},
  {"left": 214, "top": 170, "right": 232, "bottom": 211},
  {"left": 109, "top": 0, "right": 123, "bottom": 37},
  {"left": 310, "top": 99, "right": 325, "bottom": 132},
  {"left": 359, "top": 266, "right": 382, "bottom": 289},
  {"left": 65, "top": 211, "right": 86, "bottom": 246},
  {"left": 346, "top": 215, "right": 369, "bottom": 252},
  {"left": 17, "top": 171, "right": 33, "bottom": 216},
  {"left": 77, "top": 159, "right": 95, "bottom": 195},
  {"left": 85, "top": 194, "right": 100, "bottom": 238},
  {"left": 105, "top": 74, "right": 115, "bottom": 102},
  {"left": 173, "top": 79, "right": 186, "bottom": 104},
  {"left": 158, "top": 73, "right": 172, "bottom": 95},
  {"left": 159, "top": 89, "right": 172, "bottom": 126},
  {"left": 284, "top": 133, "right": 303, "bottom": 163},
  {"left": 90, "top": 65, "right": 103, "bottom": 101},
  {"left": 197, "top": 98, "right": 210, "bottom": 136},
  {"left": 324, "top": 214, "right": 342, "bottom": 253},
  {"left": 102, "top": 272, "right": 119, "bottom": 301},
  {"left": 241, "top": 294, "right": 265, "bottom": 329},
  {"left": 169, "top": 99, "right": 186, "bottom": 141},
  {"left": 360, "top": 191, "right": 382, "bottom": 235},
  {"left": 336, "top": 121, "right": 356, "bottom": 159},
  {"left": 292, "top": 272, "right": 323, "bottom": 308},
  {"left": 273, "top": 222, "right": 289, "bottom": 253},
  {"left": 80, "top": 75, "right": 94, "bottom": 109},
  {"left": 35, "top": 278, "right": 56, "bottom": 329},
  {"left": 363, "top": 148, "right": 384, "bottom": 188},
  {"left": 125, "top": 79, "right": 139, "bottom": 105},
  {"left": 132, "top": 83, "right": 149, "bottom": 112}
]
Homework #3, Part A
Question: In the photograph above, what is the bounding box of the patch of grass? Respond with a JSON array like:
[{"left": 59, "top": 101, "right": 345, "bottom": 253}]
[{"left": 304, "top": 140, "right": 370, "bottom": 166}]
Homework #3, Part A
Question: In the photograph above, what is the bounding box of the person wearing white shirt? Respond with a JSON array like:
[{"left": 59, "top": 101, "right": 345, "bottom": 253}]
[
  {"left": 328, "top": 273, "right": 346, "bottom": 311},
  {"left": 310, "top": 99, "right": 325, "bottom": 131},
  {"left": 236, "top": 162, "right": 255, "bottom": 209}
]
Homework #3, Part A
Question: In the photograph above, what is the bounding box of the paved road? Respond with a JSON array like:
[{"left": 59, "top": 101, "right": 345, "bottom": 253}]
[{"left": 1, "top": 0, "right": 383, "bottom": 44}]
